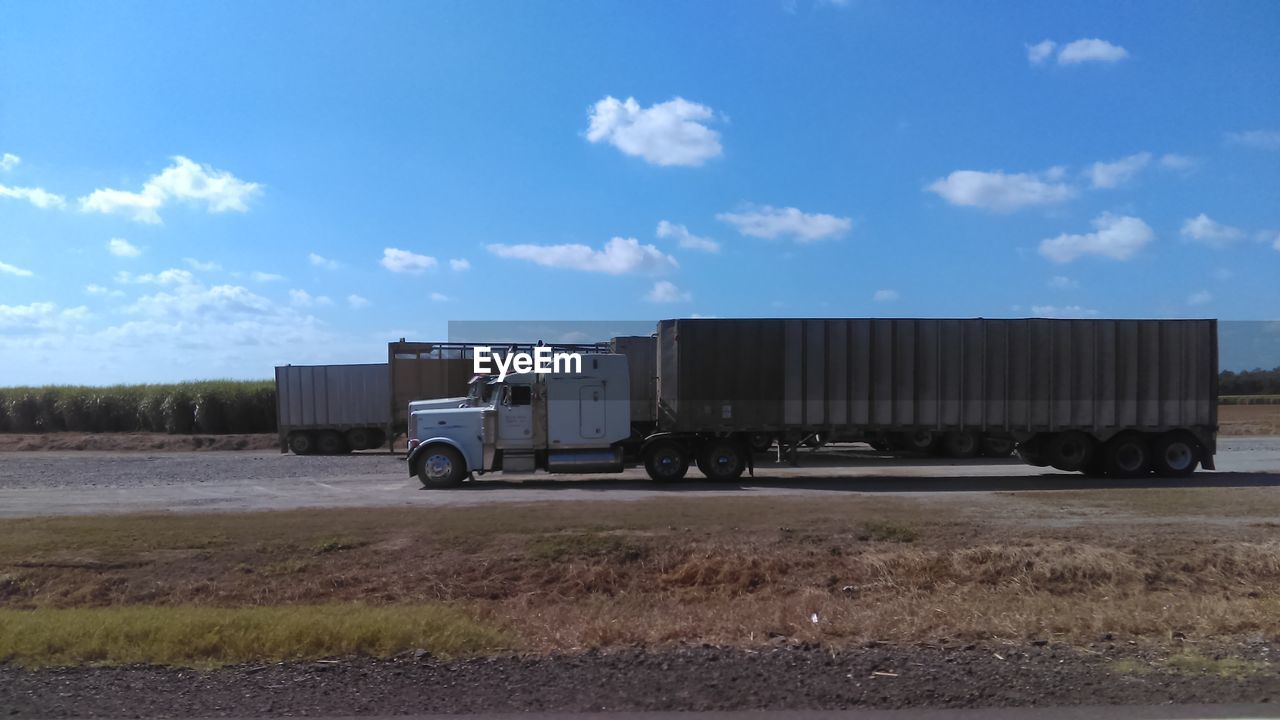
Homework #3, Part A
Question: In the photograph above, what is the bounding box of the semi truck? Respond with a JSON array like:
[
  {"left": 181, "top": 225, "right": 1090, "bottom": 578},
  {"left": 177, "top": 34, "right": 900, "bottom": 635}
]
[{"left": 405, "top": 318, "right": 1218, "bottom": 486}]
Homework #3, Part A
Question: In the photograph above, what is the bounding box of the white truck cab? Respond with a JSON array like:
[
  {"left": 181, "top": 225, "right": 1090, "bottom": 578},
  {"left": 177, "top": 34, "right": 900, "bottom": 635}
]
[{"left": 405, "top": 354, "right": 632, "bottom": 487}]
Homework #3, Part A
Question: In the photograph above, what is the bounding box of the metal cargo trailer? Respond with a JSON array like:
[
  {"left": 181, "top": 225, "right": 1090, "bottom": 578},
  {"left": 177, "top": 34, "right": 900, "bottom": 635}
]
[
  {"left": 276, "top": 363, "right": 391, "bottom": 455},
  {"left": 610, "top": 335, "right": 658, "bottom": 430},
  {"left": 651, "top": 318, "right": 1216, "bottom": 479}
]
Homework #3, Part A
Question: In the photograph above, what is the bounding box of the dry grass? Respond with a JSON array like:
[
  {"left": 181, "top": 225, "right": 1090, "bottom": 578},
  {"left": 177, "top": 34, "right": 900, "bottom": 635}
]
[
  {"left": 0, "top": 604, "right": 508, "bottom": 668},
  {"left": 2, "top": 496, "right": 1279, "bottom": 664},
  {"left": 1219, "top": 403, "right": 1280, "bottom": 436}
]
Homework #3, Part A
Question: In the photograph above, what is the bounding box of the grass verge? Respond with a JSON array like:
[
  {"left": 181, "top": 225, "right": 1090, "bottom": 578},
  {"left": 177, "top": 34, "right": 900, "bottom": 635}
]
[{"left": 0, "top": 603, "right": 508, "bottom": 668}]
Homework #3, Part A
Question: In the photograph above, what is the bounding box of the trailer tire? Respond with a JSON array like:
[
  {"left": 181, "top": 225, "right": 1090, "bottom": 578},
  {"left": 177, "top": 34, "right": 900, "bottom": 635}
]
[
  {"left": 980, "top": 436, "right": 1016, "bottom": 458},
  {"left": 1151, "top": 432, "right": 1200, "bottom": 478},
  {"left": 1016, "top": 442, "right": 1050, "bottom": 467},
  {"left": 1103, "top": 433, "right": 1151, "bottom": 478},
  {"left": 345, "top": 428, "right": 372, "bottom": 451},
  {"left": 748, "top": 433, "right": 774, "bottom": 453},
  {"left": 288, "top": 431, "right": 316, "bottom": 455},
  {"left": 1046, "top": 431, "right": 1095, "bottom": 472},
  {"left": 896, "top": 431, "right": 938, "bottom": 453},
  {"left": 416, "top": 445, "right": 466, "bottom": 488},
  {"left": 699, "top": 440, "right": 746, "bottom": 482},
  {"left": 942, "top": 431, "right": 981, "bottom": 458},
  {"left": 644, "top": 441, "right": 689, "bottom": 483},
  {"left": 316, "top": 430, "right": 348, "bottom": 456}
]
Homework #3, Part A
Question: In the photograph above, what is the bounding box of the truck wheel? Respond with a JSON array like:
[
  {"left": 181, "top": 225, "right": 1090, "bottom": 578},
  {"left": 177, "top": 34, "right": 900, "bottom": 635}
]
[
  {"left": 644, "top": 441, "right": 689, "bottom": 482},
  {"left": 980, "top": 436, "right": 1016, "bottom": 458},
  {"left": 345, "top": 428, "right": 371, "bottom": 451},
  {"left": 699, "top": 440, "right": 746, "bottom": 482},
  {"left": 288, "top": 432, "right": 316, "bottom": 455},
  {"left": 748, "top": 433, "right": 774, "bottom": 453},
  {"left": 416, "top": 445, "right": 466, "bottom": 488},
  {"left": 942, "top": 431, "right": 980, "bottom": 458},
  {"left": 904, "top": 430, "right": 938, "bottom": 454},
  {"left": 1046, "top": 431, "right": 1095, "bottom": 472},
  {"left": 368, "top": 430, "right": 387, "bottom": 449},
  {"left": 1103, "top": 433, "right": 1150, "bottom": 478},
  {"left": 1151, "top": 432, "right": 1200, "bottom": 478},
  {"left": 1016, "top": 441, "right": 1050, "bottom": 467},
  {"left": 316, "top": 430, "right": 348, "bottom": 456}
]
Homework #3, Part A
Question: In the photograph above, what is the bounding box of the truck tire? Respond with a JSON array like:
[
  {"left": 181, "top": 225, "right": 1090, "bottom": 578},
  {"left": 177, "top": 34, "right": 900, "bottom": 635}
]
[
  {"left": 903, "top": 430, "right": 938, "bottom": 454},
  {"left": 942, "top": 431, "right": 980, "bottom": 458},
  {"left": 1151, "top": 432, "right": 1200, "bottom": 478},
  {"left": 1016, "top": 442, "right": 1050, "bottom": 467},
  {"left": 644, "top": 441, "right": 689, "bottom": 482},
  {"left": 288, "top": 431, "right": 316, "bottom": 455},
  {"left": 1103, "top": 433, "right": 1150, "bottom": 478},
  {"left": 416, "top": 445, "right": 467, "bottom": 488},
  {"left": 699, "top": 440, "right": 746, "bottom": 481},
  {"left": 1046, "top": 431, "right": 1095, "bottom": 472},
  {"left": 316, "top": 430, "right": 348, "bottom": 456},
  {"left": 980, "top": 436, "right": 1016, "bottom": 458},
  {"left": 345, "top": 428, "right": 372, "bottom": 451}
]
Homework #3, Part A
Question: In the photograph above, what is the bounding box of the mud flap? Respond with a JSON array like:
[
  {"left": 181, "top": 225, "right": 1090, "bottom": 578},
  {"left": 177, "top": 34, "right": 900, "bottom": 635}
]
[
  {"left": 746, "top": 447, "right": 754, "bottom": 477},
  {"left": 1201, "top": 454, "right": 1215, "bottom": 471}
]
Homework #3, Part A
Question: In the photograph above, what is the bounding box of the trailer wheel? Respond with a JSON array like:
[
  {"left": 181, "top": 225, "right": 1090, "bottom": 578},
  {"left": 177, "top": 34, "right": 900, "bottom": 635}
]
[
  {"left": 748, "top": 433, "right": 774, "bottom": 453},
  {"left": 904, "top": 430, "right": 939, "bottom": 454},
  {"left": 1103, "top": 433, "right": 1151, "bottom": 478},
  {"left": 1016, "top": 441, "right": 1050, "bottom": 467},
  {"left": 287, "top": 431, "right": 316, "bottom": 455},
  {"left": 699, "top": 440, "right": 746, "bottom": 482},
  {"left": 416, "top": 445, "right": 466, "bottom": 488},
  {"left": 316, "top": 430, "right": 348, "bottom": 456},
  {"left": 644, "top": 441, "right": 689, "bottom": 483},
  {"left": 1151, "top": 432, "right": 1200, "bottom": 478},
  {"left": 345, "top": 428, "right": 372, "bottom": 451},
  {"left": 1046, "top": 431, "right": 1095, "bottom": 472},
  {"left": 980, "top": 436, "right": 1016, "bottom": 458},
  {"left": 942, "top": 431, "right": 981, "bottom": 458}
]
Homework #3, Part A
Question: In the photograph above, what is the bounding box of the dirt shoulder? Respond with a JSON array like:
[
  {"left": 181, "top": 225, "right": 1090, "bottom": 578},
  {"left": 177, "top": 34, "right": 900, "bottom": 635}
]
[
  {"left": 0, "top": 432, "right": 278, "bottom": 452},
  {"left": 5, "top": 643, "right": 1279, "bottom": 716}
]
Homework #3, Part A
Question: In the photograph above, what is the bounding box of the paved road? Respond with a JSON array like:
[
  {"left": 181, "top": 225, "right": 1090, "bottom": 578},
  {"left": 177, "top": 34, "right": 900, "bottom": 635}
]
[{"left": 1, "top": 436, "right": 1277, "bottom": 518}]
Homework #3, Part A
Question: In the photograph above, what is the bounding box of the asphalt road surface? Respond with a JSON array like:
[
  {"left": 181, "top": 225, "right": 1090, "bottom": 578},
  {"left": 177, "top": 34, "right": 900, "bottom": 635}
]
[{"left": 0, "top": 436, "right": 1277, "bottom": 518}]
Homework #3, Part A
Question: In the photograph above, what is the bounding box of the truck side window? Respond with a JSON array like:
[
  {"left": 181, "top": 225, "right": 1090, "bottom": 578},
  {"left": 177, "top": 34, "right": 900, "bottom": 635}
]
[{"left": 510, "top": 385, "right": 532, "bottom": 406}]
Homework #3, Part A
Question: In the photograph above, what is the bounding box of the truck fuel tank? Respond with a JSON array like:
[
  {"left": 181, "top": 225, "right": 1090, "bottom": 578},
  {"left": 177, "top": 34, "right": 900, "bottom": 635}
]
[{"left": 545, "top": 448, "right": 624, "bottom": 473}]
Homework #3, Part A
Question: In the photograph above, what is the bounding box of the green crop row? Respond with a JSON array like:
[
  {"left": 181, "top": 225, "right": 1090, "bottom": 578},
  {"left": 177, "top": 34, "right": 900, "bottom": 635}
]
[{"left": 0, "top": 381, "right": 275, "bottom": 434}]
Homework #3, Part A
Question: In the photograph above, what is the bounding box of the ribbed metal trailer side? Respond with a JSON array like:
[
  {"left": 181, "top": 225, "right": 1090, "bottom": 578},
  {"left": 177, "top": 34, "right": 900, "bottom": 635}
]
[
  {"left": 656, "top": 318, "right": 1217, "bottom": 451},
  {"left": 275, "top": 363, "right": 391, "bottom": 453}
]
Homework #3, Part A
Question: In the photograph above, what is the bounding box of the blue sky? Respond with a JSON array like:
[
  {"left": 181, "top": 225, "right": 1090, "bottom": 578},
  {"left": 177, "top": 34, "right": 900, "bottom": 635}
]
[{"left": 1, "top": 1, "right": 1278, "bottom": 384}]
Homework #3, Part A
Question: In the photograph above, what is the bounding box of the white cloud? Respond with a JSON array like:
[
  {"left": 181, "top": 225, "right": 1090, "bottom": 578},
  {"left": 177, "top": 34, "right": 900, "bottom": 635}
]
[
  {"left": 1180, "top": 213, "right": 1243, "bottom": 248},
  {"left": 183, "top": 258, "right": 221, "bottom": 272},
  {"left": 115, "top": 268, "right": 195, "bottom": 286},
  {"left": 0, "top": 183, "right": 66, "bottom": 209},
  {"left": 1038, "top": 213, "right": 1154, "bottom": 263},
  {"left": 289, "top": 289, "right": 332, "bottom": 308},
  {"left": 1087, "top": 152, "right": 1151, "bottom": 188},
  {"left": 1159, "top": 153, "right": 1196, "bottom": 171},
  {"left": 1187, "top": 290, "right": 1213, "bottom": 306},
  {"left": 1056, "top": 38, "right": 1128, "bottom": 65},
  {"left": 78, "top": 156, "right": 261, "bottom": 223},
  {"left": 657, "top": 220, "right": 720, "bottom": 252},
  {"left": 585, "top": 96, "right": 723, "bottom": 167},
  {"left": 251, "top": 271, "right": 285, "bottom": 282},
  {"left": 1211, "top": 268, "right": 1233, "bottom": 281},
  {"left": 430, "top": 292, "right": 451, "bottom": 302},
  {"left": 926, "top": 168, "right": 1073, "bottom": 212},
  {"left": 645, "top": 280, "right": 691, "bottom": 303},
  {"left": 85, "top": 284, "right": 124, "bottom": 297},
  {"left": 1031, "top": 305, "right": 1099, "bottom": 318},
  {"left": 1226, "top": 130, "right": 1280, "bottom": 151},
  {"left": 1048, "top": 275, "right": 1079, "bottom": 289},
  {"left": 449, "top": 258, "right": 471, "bottom": 272},
  {"left": 347, "top": 294, "right": 370, "bottom": 309},
  {"left": 1026, "top": 40, "right": 1056, "bottom": 64},
  {"left": 0, "top": 302, "right": 90, "bottom": 333},
  {"left": 381, "top": 248, "right": 438, "bottom": 274},
  {"left": 107, "top": 237, "right": 141, "bottom": 258},
  {"left": 308, "top": 253, "right": 342, "bottom": 270},
  {"left": 716, "top": 205, "right": 851, "bottom": 242},
  {"left": 487, "top": 237, "right": 678, "bottom": 274},
  {"left": 872, "top": 289, "right": 899, "bottom": 303},
  {"left": 0, "top": 153, "right": 19, "bottom": 171},
  {"left": 0, "top": 260, "right": 34, "bottom": 277}
]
